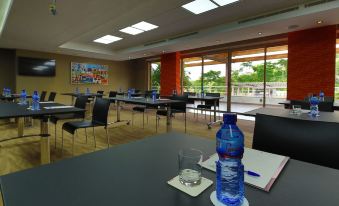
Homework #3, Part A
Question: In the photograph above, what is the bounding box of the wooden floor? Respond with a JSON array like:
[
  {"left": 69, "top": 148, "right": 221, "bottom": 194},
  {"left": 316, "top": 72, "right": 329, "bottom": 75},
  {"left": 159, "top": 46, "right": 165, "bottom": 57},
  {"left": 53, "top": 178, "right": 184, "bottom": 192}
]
[{"left": 0, "top": 105, "right": 255, "bottom": 205}]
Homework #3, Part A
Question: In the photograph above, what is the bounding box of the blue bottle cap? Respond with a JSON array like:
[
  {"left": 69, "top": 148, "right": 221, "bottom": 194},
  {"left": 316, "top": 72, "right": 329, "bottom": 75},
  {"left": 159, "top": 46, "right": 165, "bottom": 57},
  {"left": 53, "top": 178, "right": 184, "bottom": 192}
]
[{"left": 223, "top": 113, "right": 237, "bottom": 124}]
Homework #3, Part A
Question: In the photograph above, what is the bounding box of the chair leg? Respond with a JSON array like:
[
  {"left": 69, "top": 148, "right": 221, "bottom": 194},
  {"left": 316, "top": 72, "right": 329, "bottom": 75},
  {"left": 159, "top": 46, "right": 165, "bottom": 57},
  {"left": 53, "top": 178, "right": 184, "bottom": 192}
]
[
  {"left": 105, "top": 127, "right": 109, "bottom": 148},
  {"left": 156, "top": 115, "right": 158, "bottom": 133},
  {"left": 85, "top": 128, "right": 88, "bottom": 143},
  {"left": 54, "top": 123, "right": 57, "bottom": 149},
  {"left": 142, "top": 112, "right": 145, "bottom": 129},
  {"left": 61, "top": 129, "right": 64, "bottom": 156},
  {"left": 72, "top": 134, "right": 75, "bottom": 156},
  {"left": 93, "top": 127, "right": 96, "bottom": 148}
]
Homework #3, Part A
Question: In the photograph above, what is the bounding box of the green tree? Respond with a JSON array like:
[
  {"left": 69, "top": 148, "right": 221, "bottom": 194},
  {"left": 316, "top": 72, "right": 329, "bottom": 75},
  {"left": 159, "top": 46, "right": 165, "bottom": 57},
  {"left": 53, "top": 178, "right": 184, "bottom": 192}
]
[
  {"left": 336, "top": 54, "right": 339, "bottom": 86},
  {"left": 151, "top": 63, "right": 160, "bottom": 88}
]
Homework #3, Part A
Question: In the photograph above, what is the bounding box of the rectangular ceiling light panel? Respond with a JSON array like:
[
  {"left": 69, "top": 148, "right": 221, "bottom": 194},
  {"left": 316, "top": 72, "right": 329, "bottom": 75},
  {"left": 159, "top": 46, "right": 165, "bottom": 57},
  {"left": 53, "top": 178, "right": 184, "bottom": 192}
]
[
  {"left": 132, "top": 21, "right": 158, "bottom": 31},
  {"left": 94, "top": 35, "right": 122, "bottom": 44},
  {"left": 212, "top": 0, "right": 239, "bottom": 6},
  {"left": 120, "top": 27, "right": 144, "bottom": 35},
  {"left": 182, "top": 0, "right": 218, "bottom": 15}
]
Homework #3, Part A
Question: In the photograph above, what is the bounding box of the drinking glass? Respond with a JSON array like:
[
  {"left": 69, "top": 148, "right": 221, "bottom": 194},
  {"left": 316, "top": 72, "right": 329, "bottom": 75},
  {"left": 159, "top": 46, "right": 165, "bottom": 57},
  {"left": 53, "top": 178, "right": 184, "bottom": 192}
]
[
  {"left": 178, "top": 148, "right": 203, "bottom": 186},
  {"left": 292, "top": 105, "right": 302, "bottom": 115}
]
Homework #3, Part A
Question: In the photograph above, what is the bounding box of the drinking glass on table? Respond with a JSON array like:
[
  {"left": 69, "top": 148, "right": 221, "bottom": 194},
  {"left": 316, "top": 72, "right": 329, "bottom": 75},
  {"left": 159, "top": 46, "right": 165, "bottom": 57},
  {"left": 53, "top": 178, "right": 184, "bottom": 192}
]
[
  {"left": 178, "top": 148, "right": 203, "bottom": 186},
  {"left": 292, "top": 105, "right": 302, "bottom": 115}
]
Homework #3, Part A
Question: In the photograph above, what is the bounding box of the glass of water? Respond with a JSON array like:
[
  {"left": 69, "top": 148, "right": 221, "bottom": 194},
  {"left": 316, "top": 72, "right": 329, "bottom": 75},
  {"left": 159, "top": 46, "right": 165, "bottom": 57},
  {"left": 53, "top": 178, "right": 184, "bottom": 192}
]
[
  {"left": 178, "top": 148, "right": 203, "bottom": 186},
  {"left": 292, "top": 105, "right": 302, "bottom": 115}
]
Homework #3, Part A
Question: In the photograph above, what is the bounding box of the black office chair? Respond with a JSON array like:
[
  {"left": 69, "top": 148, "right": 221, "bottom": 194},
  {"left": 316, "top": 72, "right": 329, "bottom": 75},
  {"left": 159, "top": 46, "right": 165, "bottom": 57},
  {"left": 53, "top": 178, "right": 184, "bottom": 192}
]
[
  {"left": 50, "top": 96, "right": 88, "bottom": 149},
  {"left": 48, "top": 92, "right": 57, "bottom": 102},
  {"left": 196, "top": 93, "right": 220, "bottom": 120},
  {"left": 156, "top": 94, "right": 188, "bottom": 133},
  {"left": 40, "top": 91, "right": 47, "bottom": 102},
  {"left": 131, "top": 93, "right": 159, "bottom": 128},
  {"left": 253, "top": 113, "right": 339, "bottom": 169},
  {"left": 96, "top": 90, "right": 104, "bottom": 98},
  {"left": 61, "top": 98, "right": 111, "bottom": 155},
  {"left": 108, "top": 91, "right": 118, "bottom": 104}
]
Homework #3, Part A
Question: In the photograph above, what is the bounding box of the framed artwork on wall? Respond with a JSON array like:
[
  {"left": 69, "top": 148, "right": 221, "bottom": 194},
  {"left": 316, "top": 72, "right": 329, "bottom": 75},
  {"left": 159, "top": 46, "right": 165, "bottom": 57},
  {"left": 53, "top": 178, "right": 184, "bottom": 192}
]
[{"left": 71, "top": 62, "right": 109, "bottom": 85}]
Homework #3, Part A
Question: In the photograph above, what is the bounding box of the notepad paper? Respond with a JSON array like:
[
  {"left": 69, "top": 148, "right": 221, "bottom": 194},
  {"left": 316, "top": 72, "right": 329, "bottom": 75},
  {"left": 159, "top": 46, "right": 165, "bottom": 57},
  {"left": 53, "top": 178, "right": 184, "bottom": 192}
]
[
  {"left": 40, "top": 101, "right": 55, "bottom": 104},
  {"left": 44, "top": 106, "right": 74, "bottom": 109},
  {"left": 200, "top": 148, "right": 289, "bottom": 192}
]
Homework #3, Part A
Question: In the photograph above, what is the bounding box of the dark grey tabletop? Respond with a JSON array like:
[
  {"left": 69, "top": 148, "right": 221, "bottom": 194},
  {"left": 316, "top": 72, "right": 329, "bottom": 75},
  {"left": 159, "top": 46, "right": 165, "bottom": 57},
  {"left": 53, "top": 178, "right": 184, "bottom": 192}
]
[
  {"left": 0, "top": 94, "right": 32, "bottom": 100},
  {"left": 61, "top": 93, "right": 103, "bottom": 97},
  {"left": 188, "top": 96, "right": 223, "bottom": 101},
  {"left": 242, "top": 107, "right": 339, "bottom": 123},
  {"left": 0, "top": 102, "right": 85, "bottom": 119},
  {"left": 110, "top": 97, "right": 183, "bottom": 106},
  {"left": 1, "top": 132, "right": 339, "bottom": 206}
]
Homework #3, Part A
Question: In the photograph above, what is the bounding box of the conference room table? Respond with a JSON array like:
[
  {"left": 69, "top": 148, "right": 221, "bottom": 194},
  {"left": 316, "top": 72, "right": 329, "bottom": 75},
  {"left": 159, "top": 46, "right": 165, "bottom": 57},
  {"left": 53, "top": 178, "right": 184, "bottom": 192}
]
[
  {"left": 279, "top": 100, "right": 339, "bottom": 110},
  {"left": 187, "top": 96, "right": 223, "bottom": 128},
  {"left": 61, "top": 92, "right": 104, "bottom": 104},
  {"left": 242, "top": 107, "right": 339, "bottom": 123},
  {"left": 0, "top": 101, "right": 84, "bottom": 164},
  {"left": 1, "top": 132, "right": 338, "bottom": 206},
  {"left": 109, "top": 97, "right": 183, "bottom": 132},
  {"left": 0, "top": 94, "right": 32, "bottom": 101}
]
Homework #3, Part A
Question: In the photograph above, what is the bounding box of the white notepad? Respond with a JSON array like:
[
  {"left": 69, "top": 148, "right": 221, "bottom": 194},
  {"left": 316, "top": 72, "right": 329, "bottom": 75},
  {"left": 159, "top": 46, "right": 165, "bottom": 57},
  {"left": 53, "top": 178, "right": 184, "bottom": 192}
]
[
  {"left": 200, "top": 148, "right": 289, "bottom": 192},
  {"left": 44, "top": 106, "right": 74, "bottom": 109},
  {"left": 40, "top": 101, "right": 55, "bottom": 104}
]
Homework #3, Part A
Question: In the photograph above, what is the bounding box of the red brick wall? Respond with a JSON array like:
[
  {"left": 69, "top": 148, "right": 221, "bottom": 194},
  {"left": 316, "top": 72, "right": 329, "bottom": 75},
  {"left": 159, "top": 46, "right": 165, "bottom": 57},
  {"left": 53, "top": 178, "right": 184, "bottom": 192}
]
[
  {"left": 287, "top": 26, "right": 336, "bottom": 100},
  {"left": 160, "top": 52, "right": 181, "bottom": 96}
]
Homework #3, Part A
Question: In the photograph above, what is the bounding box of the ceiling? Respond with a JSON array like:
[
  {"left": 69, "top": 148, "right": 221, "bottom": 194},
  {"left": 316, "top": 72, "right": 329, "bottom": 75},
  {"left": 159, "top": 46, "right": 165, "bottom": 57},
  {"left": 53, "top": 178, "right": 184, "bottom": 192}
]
[{"left": 0, "top": 0, "right": 338, "bottom": 61}]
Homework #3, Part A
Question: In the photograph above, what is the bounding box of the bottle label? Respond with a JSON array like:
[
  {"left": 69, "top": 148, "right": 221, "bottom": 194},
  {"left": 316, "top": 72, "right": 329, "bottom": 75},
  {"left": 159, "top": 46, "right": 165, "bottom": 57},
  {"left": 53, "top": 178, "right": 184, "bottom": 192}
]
[{"left": 217, "top": 130, "right": 244, "bottom": 158}]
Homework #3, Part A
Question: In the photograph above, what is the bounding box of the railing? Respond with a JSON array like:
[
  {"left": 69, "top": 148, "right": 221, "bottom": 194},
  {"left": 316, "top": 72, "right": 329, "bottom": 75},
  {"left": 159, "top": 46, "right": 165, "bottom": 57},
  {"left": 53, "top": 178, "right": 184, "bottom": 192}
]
[{"left": 183, "top": 82, "right": 287, "bottom": 98}]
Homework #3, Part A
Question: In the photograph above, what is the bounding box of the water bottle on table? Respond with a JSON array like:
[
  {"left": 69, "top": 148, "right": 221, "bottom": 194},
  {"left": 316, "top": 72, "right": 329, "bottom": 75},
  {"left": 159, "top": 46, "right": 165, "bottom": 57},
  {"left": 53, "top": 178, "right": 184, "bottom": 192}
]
[
  {"left": 20, "top": 89, "right": 27, "bottom": 105},
  {"left": 32, "top": 91, "right": 40, "bottom": 110},
  {"left": 216, "top": 113, "right": 245, "bottom": 206},
  {"left": 319, "top": 90, "right": 325, "bottom": 102},
  {"left": 309, "top": 96, "right": 319, "bottom": 117},
  {"left": 86, "top": 88, "right": 90, "bottom": 95},
  {"left": 152, "top": 90, "right": 156, "bottom": 102},
  {"left": 127, "top": 89, "right": 131, "bottom": 99}
]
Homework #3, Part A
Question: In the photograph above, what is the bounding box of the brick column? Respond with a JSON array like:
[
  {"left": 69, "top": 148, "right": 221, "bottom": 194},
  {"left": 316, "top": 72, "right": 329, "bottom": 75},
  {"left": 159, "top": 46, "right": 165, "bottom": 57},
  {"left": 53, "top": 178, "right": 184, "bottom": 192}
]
[
  {"left": 287, "top": 25, "right": 336, "bottom": 100},
  {"left": 160, "top": 52, "right": 181, "bottom": 96}
]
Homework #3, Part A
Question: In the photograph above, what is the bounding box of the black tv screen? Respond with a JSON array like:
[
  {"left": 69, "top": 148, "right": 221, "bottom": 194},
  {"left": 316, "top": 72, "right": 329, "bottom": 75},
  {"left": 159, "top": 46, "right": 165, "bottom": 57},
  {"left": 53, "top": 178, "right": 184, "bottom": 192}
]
[{"left": 17, "top": 57, "right": 56, "bottom": 76}]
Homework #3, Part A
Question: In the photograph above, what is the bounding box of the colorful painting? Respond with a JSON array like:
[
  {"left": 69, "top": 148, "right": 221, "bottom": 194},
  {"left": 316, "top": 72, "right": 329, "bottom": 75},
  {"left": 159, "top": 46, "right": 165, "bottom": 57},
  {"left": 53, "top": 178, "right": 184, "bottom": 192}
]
[{"left": 71, "top": 62, "right": 109, "bottom": 85}]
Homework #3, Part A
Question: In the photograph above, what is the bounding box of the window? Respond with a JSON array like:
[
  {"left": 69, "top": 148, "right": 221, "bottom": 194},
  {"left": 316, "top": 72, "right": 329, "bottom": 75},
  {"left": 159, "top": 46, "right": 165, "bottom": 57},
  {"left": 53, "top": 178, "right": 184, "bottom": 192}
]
[
  {"left": 335, "top": 39, "right": 339, "bottom": 102},
  {"left": 182, "top": 57, "right": 203, "bottom": 94},
  {"left": 231, "top": 48, "right": 265, "bottom": 113},
  {"left": 150, "top": 62, "right": 161, "bottom": 91}
]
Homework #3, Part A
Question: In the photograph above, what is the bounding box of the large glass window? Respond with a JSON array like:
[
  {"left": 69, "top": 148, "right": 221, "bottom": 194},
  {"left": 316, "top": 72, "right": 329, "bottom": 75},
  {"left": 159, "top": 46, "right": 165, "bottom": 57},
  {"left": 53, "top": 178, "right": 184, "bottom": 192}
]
[
  {"left": 335, "top": 39, "right": 339, "bottom": 102},
  {"left": 182, "top": 57, "right": 203, "bottom": 94},
  {"left": 231, "top": 48, "right": 265, "bottom": 113},
  {"left": 150, "top": 62, "right": 161, "bottom": 91},
  {"left": 265, "top": 45, "right": 288, "bottom": 107}
]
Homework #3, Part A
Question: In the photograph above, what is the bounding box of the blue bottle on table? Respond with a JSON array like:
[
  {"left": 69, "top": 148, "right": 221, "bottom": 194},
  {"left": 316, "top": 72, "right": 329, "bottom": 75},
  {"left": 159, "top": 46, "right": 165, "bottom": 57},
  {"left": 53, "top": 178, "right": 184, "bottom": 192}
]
[
  {"left": 216, "top": 113, "right": 244, "bottom": 206},
  {"left": 152, "top": 90, "right": 156, "bottom": 102},
  {"left": 20, "top": 89, "right": 27, "bottom": 105},
  {"left": 309, "top": 96, "right": 319, "bottom": 117},
  {"left": 86, "top": 88, "right": 90, "bottom": 95},
  {"left": 127, "top": 89, "right": 131, "bottom": 99},
  {"left": 32, "top": 91, "right": 40, "bottom": 110},
  {"left": 319, "top": 91, "right": 325, "bottom": 102}
]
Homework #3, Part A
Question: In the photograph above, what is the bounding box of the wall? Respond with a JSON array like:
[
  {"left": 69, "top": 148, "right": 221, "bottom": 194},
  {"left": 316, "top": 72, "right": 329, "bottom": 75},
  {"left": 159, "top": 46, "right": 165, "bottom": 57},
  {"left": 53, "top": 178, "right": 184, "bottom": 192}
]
[
  {"left": 0, "top": 49, "right": 15, "bottom": 91},
  {"left": 287, "top": 26, "right": 337, "bottom": 100},
  {"left": 130, "top": 58, "right": 149, "bottom": 91},
  {"left": 160, "top": 52, "right": 181, "bottom": 96},
  {"left": 16, "top": 50, "right": 134, "bottom": 104}
]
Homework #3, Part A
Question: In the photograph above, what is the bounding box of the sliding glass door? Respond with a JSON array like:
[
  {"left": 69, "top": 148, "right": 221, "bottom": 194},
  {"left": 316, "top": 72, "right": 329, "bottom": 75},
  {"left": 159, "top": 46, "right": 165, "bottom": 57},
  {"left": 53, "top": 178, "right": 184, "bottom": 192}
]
[{"left": 182, "top": 57, "right": 203, "bottom": 94}]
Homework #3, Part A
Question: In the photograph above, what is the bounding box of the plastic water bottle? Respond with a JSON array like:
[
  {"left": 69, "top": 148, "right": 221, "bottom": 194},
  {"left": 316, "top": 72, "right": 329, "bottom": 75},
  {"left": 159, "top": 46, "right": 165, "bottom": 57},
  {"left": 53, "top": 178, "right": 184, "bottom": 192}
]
[
  {"left": 20, "top": 89, "right": 27, "bottom": 105},
  {"left": 75, "top": 87, "right": 79, "bottom": 94},
  {"left": 319, "top": 91, "right": 325, "bottom": 102},
  {"left": 152, "top": 90, "right": 156, "bottom": 102},
  {"left": 32, "top": 91, "right": 40, "bottom": 110},
  {"left": 127, "top": 89, "right": 131, "bottom": 99},
  {"left": 86, "top": 88, "right": 90, "bottom": 95},
  {"left": 309, "top": 96, "right": 319, "bottom": 117},
  {"left": 216, "top": 113, "right": 244, "bottom": 206}
]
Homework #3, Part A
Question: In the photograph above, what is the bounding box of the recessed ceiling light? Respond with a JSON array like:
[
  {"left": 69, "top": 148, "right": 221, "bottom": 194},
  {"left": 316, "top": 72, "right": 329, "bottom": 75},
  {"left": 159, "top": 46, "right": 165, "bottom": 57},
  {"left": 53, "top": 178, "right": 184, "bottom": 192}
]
[
  {"left": 212, "top": 0, "right": 239, "bottom": 6},
  {"left": 120, "top": 27, "right": 144, "bottom": 35},
  {"left": 316, "top": 20, "right": 323, "bottom": 24},
  {"left": 132, "top": 21, "right": 158, "bottom": 31},
  {"left": 258, "top": 32, "right": 263, "bottom": 35},
  {"left": 94, "top": 35, "right": 122, "bottom": 44},
  {"left": 182, "top": 0, "right": 218, "bottom": 15}
]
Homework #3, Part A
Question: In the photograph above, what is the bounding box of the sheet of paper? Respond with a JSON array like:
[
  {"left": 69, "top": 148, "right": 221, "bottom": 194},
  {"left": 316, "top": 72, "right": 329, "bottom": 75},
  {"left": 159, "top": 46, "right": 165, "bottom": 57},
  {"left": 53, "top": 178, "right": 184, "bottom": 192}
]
[
  {"left": 40, "top": 101, "right": 55, "bottom": 104},
  {"left": 44, "top": 106, "right": 74, "bottom": 109},
  {"left": 200, "top": 148, "right": 289, "bottom": 192}
]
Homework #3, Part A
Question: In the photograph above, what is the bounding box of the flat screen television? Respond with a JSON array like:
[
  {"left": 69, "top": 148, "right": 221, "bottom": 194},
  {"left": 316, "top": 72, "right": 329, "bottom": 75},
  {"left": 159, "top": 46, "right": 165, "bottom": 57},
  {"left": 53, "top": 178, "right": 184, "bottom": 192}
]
[{"left": 17, "top": 57, "right": 56, "bottom": 76}]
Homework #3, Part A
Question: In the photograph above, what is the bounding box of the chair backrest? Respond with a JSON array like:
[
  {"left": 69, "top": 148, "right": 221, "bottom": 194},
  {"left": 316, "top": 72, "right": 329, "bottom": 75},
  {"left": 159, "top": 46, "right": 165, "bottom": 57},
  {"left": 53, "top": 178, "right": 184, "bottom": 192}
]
[
  {"left": 92, "top": 98, "right": 110, "bottom": 126},
  {"left": 40, "top": 91, "right": 47, "bottom": 102},
  {"left": 108, "top": 91, "right": 117, "bottom": 98},
  {"left": 48, "top": 92, "right": 56, "bottom": 101},
  {"left": 205, "top": 93, "right": 220, "bottom": 107},
  {"left": 74, "top": 96, "right": 88, "bottom": 118},
  {"left": 253, "top": 113, "right": 339, "bottom": 169},
  {"left": 290, "top": 100, "right": 333, "bottom": 112},
  {"left": 170, "top": 94, "right": 188, "bottom": 112},
  {"left": 96, "top": 91, "right": 104, "bottom": 98},
  {"left": 184, "top": 92, "right": 196, "bottom": 104}
]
